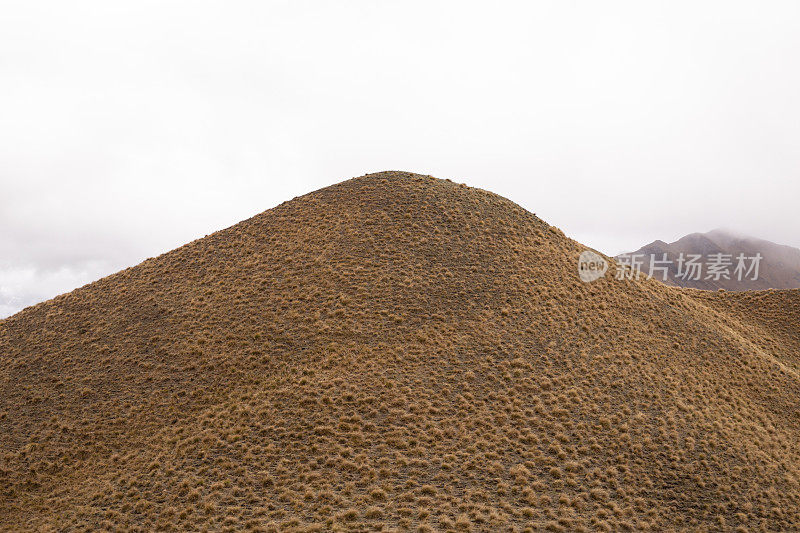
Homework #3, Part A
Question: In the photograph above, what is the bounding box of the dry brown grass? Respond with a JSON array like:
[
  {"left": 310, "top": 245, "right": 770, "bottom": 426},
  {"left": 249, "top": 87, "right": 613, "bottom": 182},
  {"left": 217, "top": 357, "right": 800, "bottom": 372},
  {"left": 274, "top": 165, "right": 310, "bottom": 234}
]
[{"left": 1, "top": 171, "right": 800, "bottom": 531}]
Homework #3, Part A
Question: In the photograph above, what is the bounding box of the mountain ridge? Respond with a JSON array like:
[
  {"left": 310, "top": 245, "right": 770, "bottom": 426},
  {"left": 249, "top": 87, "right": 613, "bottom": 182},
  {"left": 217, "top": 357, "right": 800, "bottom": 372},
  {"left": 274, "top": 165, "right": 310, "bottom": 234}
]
[{"left": 619, "top": 228, "right": 800, "bottom": 291}]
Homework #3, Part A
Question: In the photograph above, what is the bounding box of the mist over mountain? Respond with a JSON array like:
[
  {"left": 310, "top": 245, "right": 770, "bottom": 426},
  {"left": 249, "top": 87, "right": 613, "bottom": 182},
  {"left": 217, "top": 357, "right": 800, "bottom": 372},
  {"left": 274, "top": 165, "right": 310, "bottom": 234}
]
[{"left": 618, "top": 229, "right": 800, "bottom": 291}]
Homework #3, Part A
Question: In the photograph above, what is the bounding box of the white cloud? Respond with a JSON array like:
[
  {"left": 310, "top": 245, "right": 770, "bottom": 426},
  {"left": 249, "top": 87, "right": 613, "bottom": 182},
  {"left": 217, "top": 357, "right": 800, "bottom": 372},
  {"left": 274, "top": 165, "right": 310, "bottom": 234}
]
[
  {"left": 2, "top": 0, "right": 800, "bottom": 317},
  {"left": 0, "top": 261, "right": 115, "bottom": 316}
]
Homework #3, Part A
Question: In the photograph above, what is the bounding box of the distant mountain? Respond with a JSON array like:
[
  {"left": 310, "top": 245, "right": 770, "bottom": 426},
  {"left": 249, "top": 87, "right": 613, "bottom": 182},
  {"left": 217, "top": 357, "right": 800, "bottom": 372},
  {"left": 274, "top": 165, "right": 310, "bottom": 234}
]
[{"left": 618, "top": 229, "right": 800, "bottom": 290}]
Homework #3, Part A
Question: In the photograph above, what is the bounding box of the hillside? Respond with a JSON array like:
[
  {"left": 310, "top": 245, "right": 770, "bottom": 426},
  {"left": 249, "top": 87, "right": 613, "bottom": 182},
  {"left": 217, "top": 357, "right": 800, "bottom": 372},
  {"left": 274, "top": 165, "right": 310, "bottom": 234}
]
[
  {"left": 618, "top": 229, "right": 800, "bottom": 291},
  {"left": 1, "top": 171, "right": 799, "bottom": 531}
]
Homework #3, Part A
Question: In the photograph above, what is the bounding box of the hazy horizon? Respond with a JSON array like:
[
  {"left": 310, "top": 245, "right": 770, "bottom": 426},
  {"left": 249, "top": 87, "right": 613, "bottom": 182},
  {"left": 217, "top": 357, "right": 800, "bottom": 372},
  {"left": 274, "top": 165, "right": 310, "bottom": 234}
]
[{"left": 3, "top": 1, "right": 800, "bottom": 317}]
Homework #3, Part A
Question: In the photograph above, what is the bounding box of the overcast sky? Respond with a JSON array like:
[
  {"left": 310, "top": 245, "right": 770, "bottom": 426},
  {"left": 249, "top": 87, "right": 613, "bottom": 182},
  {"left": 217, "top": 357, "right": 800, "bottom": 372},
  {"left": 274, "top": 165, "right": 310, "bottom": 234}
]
[{"left": 2, "top": 1, "right": 799, "bottom": 317}]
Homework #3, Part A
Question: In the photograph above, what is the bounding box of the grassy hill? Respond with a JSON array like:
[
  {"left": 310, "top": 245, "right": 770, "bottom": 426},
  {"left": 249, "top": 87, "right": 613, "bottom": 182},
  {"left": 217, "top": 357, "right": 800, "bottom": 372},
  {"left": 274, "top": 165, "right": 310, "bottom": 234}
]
[{"left": 1, "top": 171, "right": 799, "bottom": 531}]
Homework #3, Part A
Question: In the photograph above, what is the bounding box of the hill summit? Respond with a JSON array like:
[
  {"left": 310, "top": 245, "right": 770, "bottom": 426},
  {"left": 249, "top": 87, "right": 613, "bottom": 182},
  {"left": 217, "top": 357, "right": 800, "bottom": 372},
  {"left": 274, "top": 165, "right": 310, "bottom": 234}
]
[{"left": 1, "top": 171, "right": 800, "bottom": 531}]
